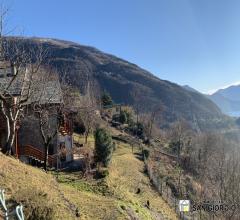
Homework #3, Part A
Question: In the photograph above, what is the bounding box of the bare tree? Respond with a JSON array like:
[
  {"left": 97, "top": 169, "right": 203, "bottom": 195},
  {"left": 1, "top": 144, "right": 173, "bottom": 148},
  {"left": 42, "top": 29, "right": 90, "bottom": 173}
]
[
  {"left": 168, "top": 119, "right": 191, "bottom": 160},
  {"left": 77, "top": 82, "right": 98, "bottom": 144},
  {"left": 131, "top": 88, "right": 142, "bottom": 124},
  {"left": 140, "top": 104, "right": 164, "bottom": 142},
  {"left": 31, "top": 68, "right": 63, "bottom": 171},
  {"left": 200, "top": 137, "right": 240, "bottom": 219},
  {"left": 0, "top": 33, "right": 48, "bottom": 154}
]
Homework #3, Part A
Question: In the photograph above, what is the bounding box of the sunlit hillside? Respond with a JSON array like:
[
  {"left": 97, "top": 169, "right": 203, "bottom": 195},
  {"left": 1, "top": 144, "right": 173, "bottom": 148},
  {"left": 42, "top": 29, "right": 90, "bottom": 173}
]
[{"left": 0, "top": 139, "right": 177, "bottom": 220}]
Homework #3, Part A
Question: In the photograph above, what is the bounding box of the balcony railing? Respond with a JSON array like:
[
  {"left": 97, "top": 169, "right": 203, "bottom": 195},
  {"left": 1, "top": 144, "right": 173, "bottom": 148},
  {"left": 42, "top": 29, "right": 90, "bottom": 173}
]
[{"left": 19, "top": 145, "right": 57, "bottom": 167}]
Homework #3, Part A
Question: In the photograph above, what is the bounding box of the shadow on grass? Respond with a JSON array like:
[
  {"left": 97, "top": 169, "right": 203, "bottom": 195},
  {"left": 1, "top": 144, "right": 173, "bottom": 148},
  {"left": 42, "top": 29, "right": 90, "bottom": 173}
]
[{"left": 134, "top": 152, "right": 144, "bottom": 161}]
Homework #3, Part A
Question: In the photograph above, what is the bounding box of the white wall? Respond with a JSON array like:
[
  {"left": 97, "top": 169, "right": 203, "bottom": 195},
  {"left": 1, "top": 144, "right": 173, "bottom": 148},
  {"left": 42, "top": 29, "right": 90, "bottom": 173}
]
[{"left": 57, "top": 134, "right": 73, "bottom": 162}]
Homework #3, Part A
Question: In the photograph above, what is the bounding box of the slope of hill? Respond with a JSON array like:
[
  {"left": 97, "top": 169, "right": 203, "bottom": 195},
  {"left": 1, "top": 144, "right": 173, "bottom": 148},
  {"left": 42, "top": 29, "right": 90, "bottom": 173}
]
[
  {"left": 0, "top": 140, "right": 177, "bottom": 220},
  {"left": 208, "top": 85, "right": 240, "bottom": 117},
  {"left": 0, "top": 153, "right": 75, "bottom": 219},
  {"left": 60, "top": 141, "right": 178, "bottom": 220},
  {"left": 6, "top": 37, "right": 235, "bottom": 130}
]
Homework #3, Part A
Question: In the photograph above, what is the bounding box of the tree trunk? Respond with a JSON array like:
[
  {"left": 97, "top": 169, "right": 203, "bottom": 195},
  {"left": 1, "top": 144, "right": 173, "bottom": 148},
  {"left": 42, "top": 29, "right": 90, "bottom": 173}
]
[
  {"left": 3, "top": 120, "right": 16, "bottom": 155},
  {"left": 4, "top": 131, "right": 15, "bottom": 155},
  {"left": 44, "top": 143, "right": 50, "bottom": 171},
  {"left": 85, "top": 129, "right": 89, "bottom": 144}
]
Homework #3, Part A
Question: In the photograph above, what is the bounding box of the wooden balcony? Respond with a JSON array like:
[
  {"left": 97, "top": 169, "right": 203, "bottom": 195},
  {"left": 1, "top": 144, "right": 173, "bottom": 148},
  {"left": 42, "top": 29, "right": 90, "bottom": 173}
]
[
  {"left": 19, "top": 145, "right": 57, "bottom": 167},
  {"left": 59, "top": 118, "right": 73, "bottom": 136}
]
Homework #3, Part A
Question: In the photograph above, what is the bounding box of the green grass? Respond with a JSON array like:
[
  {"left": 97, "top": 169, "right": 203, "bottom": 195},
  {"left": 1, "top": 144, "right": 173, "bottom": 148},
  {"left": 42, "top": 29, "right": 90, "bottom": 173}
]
[
  {"left": 55, "top": 172, "right": 113, "bottom": 196},
  {"left": 73, "top": 133, "right": 95, "bottom": 146}
]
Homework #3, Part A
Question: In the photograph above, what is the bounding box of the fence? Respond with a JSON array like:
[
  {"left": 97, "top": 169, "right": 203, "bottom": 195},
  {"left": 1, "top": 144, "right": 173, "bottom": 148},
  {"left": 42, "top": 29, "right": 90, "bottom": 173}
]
[
  {"left": 145, "top": 160, "right": 200, "bottom": 220},
  {"left": 0, "top": 189, "right": 24, "bottom": 220},
  {"left": 128, "top": 141, "right": 226, "bottom": 220}
]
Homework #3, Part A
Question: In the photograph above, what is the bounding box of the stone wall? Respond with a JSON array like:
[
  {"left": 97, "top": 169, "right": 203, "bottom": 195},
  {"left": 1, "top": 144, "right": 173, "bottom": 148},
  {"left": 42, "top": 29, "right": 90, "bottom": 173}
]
[{"left": 18, "top": 115, "right": 58, "bottom": 154}]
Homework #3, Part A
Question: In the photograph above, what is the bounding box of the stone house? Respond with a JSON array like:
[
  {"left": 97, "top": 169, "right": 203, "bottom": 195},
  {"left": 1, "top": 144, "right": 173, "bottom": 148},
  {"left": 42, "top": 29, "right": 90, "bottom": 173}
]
[{"left": 0, "top": 62, "right": 74, "bottom": 167}]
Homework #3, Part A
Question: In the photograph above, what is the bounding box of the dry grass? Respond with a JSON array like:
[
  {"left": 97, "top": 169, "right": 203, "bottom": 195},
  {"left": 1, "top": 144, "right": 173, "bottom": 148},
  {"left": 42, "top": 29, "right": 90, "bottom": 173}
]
[
  {"left": 0, "top": 139, "right": 177, "bottom": 220},
  {"left": 107, "top": 143, "right": 178, "bottom": 220},
  {"left": 0, "top": 153, "right": 75, "bottom": 219},
  {"left": 60, "top": 184, "right": 125, "bottom": 220},
  {"left": 55, "top": 141, "right": 178, "bottom": 219}
]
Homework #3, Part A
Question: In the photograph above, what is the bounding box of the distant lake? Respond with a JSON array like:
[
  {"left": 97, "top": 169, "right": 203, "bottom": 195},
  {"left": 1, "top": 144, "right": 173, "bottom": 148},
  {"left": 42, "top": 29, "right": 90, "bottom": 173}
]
[{"left": 228, "top": 111, "right": 240, "bottom": 117}]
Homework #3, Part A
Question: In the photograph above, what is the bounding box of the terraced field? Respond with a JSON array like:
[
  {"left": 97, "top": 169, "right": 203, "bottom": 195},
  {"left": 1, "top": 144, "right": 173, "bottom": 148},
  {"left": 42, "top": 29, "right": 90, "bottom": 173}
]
[{"left": 0, "top": 139, "right": 177, "bottom": 220}]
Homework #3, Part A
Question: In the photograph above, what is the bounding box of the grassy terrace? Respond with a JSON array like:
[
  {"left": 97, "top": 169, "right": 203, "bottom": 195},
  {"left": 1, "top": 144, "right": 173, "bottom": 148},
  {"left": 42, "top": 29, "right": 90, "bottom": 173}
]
[
  {"left": 56, "top": 140, "right": 177, "bottom": 219},
  {"left": 0, "top": 138, "right": 177, "bottom": 219}
]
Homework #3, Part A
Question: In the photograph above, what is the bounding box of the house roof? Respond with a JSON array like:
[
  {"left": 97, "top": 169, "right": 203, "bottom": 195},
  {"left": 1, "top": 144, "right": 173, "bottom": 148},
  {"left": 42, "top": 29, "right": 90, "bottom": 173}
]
[
  {"left": 0, "top": 63, "right": 63, "bottom": 105},
  {"left": 24, "top": 80, "right": 63, "bottom": 105},
  {"left": 0, "top": 74, "right": 25, "bottom": 96},
  {"left": 0, "top": 61, "right": 25, "bottom": 96}
]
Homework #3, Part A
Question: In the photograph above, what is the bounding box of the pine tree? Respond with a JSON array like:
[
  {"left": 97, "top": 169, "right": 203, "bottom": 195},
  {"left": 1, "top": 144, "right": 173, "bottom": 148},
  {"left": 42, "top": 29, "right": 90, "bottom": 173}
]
[{"left": 94, "top": 128, "right": 113, "bottom": 167}]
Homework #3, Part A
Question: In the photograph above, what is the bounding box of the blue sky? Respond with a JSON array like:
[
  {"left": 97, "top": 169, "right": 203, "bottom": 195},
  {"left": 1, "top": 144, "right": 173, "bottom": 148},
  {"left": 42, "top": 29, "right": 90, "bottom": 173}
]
[{"left": 4, "top": 0, "right": 240, "bottom": 93}]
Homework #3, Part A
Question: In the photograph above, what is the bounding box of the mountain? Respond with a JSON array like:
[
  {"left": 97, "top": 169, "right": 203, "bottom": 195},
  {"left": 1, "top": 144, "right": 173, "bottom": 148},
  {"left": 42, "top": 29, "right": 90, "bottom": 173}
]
[
  {"left": 182, "top": 85, "right": 200, "bottom": 94},
  {"left": 217, "top": 85, "right": 240, "bottom": 101},
  {"left": 7, "top": 37, "right": 235, "bottom": 131},
  {"left": 208, "top": 85, "right": 240, "bottom": 117}
]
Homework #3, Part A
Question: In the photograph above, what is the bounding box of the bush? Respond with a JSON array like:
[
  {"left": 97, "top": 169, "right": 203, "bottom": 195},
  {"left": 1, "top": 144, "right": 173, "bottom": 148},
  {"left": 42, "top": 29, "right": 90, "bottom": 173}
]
[
  {"left": 12, "top": 188, "right": 56, "bottom": 220},
  {"left": 136, "top": 122, "right": 144, "bottom": 136},
  {"left": 112, "top": 114, "right": 120, "bottom": 122},
  {"left": 166, "top": 177, "right": 179, "bottom": 198},
  {"left": 119, "top": 111, "right": 127, "bottom": 124},
  {"left": 142, "top": 149, "right": 150, "bottom": 160},
  {"left": 101, "top": 92, "right": 113, "bottom": 107},
  {"left": 74, "top": 121, "right": 86, "bottom": 134},
  {"left": 96, "top": 169, "right": 109, "bottom": 179},
  {"left": 95, "top": 128, "right": 114, "bottom": 167},
  {"left": 127, "top": 122, "right": 144, "bottom": 138},
  {"left": 168, "top": 140, "right": 182, "bottom": 155}
]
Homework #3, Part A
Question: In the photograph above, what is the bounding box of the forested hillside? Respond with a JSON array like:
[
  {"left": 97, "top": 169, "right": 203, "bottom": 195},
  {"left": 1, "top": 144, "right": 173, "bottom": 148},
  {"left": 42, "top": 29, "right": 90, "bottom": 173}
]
[{"left": 5, "top": 37, "right": 235, "bottom": 131}]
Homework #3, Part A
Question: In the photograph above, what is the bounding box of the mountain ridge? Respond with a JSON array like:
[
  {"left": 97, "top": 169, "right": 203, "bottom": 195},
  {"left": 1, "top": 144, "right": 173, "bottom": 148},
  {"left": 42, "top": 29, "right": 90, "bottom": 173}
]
[
  {"left": 216, "top": 84, "right": 240, "bottom": 101},
  {"left": 208, "top": 84, "right": 240, "bottom": 117},
  {"left": 6, "top": 36, "right": 235, "bottom": 130}
]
